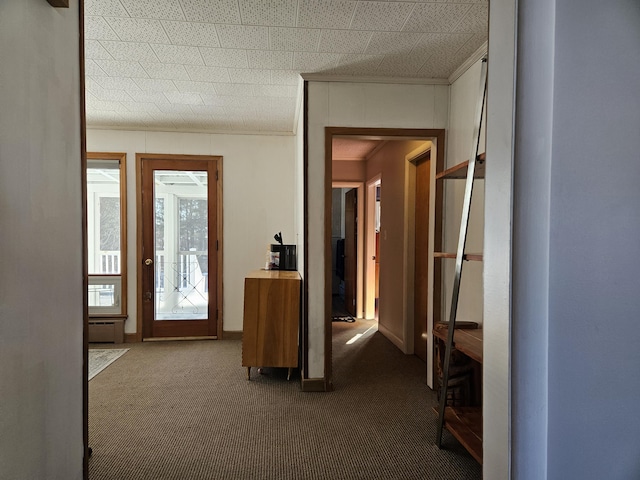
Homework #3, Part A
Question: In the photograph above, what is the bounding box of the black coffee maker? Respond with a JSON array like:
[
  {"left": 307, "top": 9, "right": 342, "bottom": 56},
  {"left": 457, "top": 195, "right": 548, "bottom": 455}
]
[{"left": 270, "top": 232, "right": 297, "bottom": 271}]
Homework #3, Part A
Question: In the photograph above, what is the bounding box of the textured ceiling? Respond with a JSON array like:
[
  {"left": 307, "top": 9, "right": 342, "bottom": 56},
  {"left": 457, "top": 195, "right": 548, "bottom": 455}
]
[
  {"left": 84, "top": 0, "right": 488, "bottom": 134},
  {"left": 332, "top": 137, "right": 383, "bottom": 160}
]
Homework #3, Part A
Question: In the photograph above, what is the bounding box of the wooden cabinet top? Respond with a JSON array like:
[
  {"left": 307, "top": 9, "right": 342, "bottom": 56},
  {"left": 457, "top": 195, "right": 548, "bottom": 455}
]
[
  {"left": 245, "top": 270, "right": 301, "bottom": 280},
  {"left": 433, "top": 323, "right": 483, "bottom": 364}
]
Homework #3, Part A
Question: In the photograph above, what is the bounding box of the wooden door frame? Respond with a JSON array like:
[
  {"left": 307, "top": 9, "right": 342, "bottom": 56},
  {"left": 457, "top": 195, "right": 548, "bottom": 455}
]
[
  {"left": 408, "top": 147, "right": 439, "bottom": 381},
  {"left": 331, "top": 182, "right": 365, "bottom": 318},
  {"left": 365, "top": 174, "right": 381, "bottom": 320},
  {"left": 135, "top": 153, "right": 224, "bottom": 341},
  {"left": 319, "top": 127, "right": 444, "bottom": 391}
]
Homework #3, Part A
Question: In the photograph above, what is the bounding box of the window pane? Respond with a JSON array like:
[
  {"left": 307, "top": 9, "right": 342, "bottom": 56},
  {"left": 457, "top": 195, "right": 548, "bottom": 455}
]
[{"left": 87, "top": 161, "right": 121, "bottom": 275}]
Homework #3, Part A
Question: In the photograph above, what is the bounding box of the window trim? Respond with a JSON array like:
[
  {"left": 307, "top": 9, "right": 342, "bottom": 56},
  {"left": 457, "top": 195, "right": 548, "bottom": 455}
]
[{"left": 87, "top": 152, "right": 127, "bottom": 318}]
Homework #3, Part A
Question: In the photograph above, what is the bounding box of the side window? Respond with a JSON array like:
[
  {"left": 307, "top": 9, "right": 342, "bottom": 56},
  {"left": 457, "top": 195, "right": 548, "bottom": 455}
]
[{"left": 87, "top": 153, "right": 127, "bottom": 316}]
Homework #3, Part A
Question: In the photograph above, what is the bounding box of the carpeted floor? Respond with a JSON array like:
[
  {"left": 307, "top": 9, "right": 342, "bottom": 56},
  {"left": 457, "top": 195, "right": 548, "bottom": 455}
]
[{"left": 88, "top": 320, "right": 481, "bottom": 479}]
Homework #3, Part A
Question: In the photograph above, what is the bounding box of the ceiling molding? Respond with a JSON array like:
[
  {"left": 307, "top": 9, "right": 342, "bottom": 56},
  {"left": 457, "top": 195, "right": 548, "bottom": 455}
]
[
  {"left": 300, "top": 73, "right": 449, "bottom": 86},
  {"left": 365, "top": 140, "right": 389, "bottom": 160},
  {"left": 292, "top": 75, "right": 305, "bottom": 136},
  {"left": 46, "top": 0, "right": 69, "bottom": 7},
  {"left": 86, "top": 125, "right": 296, "bottom": 137},
  {"left": 448, "top": 41, "right": 488, "bottom": 84}
]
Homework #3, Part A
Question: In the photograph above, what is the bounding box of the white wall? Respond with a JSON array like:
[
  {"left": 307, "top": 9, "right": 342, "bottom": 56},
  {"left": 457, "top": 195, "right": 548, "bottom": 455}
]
[
  {"left": 87, "top": 130, "right": 297, "bottom": 333},
  {"left": 366, "top": 140, "right": 429, "bottom": 351},
  {"left": 444, "top": 60, "right": 486, "bottom": 327},
  {"left": 0, "top": 1, "right": 84, "bottom": 478},
  {"left": 509, "top": 0, "right": 554, "bottom": 477},
  {"left": 295, "top": 89, "right": 304, "bottom": 278},
  {"left": 306, "top": 81, "right": 449, "bottom": 379},
  {"left": 537, "top": 1, "right": 640, "bottom": 478},
  {"left": 486, "top": 0, "right": 640, "bottom": 478},
  {"left": 483, "top": 0, "right": 516, "bottom": 476}
]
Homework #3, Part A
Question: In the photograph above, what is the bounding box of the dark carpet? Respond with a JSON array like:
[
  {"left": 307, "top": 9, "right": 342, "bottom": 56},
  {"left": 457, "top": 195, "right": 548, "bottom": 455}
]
[{"left": 89, "top": 320, "right": 481, "bottom": 479}]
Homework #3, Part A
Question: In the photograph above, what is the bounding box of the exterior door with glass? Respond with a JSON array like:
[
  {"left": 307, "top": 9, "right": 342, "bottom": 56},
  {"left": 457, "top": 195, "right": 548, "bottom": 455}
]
[{"left": 140, "top": 155, "right": 220, "bottom": 338}]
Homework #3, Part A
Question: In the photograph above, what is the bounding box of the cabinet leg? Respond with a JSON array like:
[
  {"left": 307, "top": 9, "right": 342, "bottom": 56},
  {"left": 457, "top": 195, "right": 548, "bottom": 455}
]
[
  {"left": 247, "top": 367, "right": 251, "bottom": 380},
  {"left": 287, "top": 367, "right": 292, "bottom": 381}
]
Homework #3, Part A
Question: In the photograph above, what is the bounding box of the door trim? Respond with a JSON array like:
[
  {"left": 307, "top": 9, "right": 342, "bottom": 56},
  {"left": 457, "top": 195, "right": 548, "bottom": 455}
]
[
  {"left": 135, "top": 153, "right": 223, "bottom": 341},
  {"left": 321, "top": 127, "right": 445, "bottom": 391},
  {"left": 332, "top": 182, "right": 365, "bottom": 318}
]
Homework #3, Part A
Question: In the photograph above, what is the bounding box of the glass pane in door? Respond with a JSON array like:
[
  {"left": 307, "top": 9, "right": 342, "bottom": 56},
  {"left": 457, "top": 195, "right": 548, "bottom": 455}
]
[{"left": 153, "top": 170, "right": 208, "bottom": 320}]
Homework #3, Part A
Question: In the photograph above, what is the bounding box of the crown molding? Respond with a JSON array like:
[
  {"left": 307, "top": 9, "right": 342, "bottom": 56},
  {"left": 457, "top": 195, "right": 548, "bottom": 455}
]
[
  {"left": 86, "top": 125, "right": 296, "bottom": 136},
  {"left": 300, "top": 73, "right": 449, "bottom": 86},
  {"left": 448, "top": 41, "right": 488, "bottom": 84},
  {"left": 292, "top": 75, "right": 305, "bottom": 136}
]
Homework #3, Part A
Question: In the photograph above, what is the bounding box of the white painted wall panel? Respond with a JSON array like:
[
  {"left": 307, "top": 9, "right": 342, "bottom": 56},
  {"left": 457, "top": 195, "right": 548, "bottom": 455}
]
[
  {"left": 544, "top": 1, "right": 640, "bottom": 478},
  {"left": 306, "top": 80, "right": 448, "bottom": 379},
  {"left": 87, "top": 129, "right": 296, "bottom": 333},
  {"left": 363, "top": 84, "right": 437, "bottom": 128},
  {"left": 0, "top": 1, "right": 83, "bottom": 478},
  {"left": 327, "top": 83, "right": 367, "bottom": 126},
  {"left": 444, "top": 60, "right": 485, "bottom": 327},
  {"left": 483, "top": 0, "right": 516, "bottom": 476}
]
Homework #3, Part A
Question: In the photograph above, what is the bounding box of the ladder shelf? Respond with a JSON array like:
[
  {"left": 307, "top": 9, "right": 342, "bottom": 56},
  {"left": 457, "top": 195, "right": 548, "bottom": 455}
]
[
  {"left": 435, "top": 153, "right": 486, "bottom": 180},
  {"left": 434, "top": 57, "right": 487, "bottom": 464},
  {"left": 433, "top": 252, "right": 483, "bottom": 262}
]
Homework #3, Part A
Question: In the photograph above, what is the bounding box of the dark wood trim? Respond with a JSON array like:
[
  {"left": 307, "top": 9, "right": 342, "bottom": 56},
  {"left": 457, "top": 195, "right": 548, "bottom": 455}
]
[
  {"left": 136, "top": 153, "right": 223, "bottom": 340},
  {"left": 323, "top": 127, "right": 446, "bottom": 392},
  {"left": 301, "top": 378, "right": 328, "bottom": 392},
  {"left": 87, "top": 152, "right": 128, "bottom": 318},
  {"left": 47, "top": 0, "right": 69, "bottom": 7},
  {"left": 302, "top": 81, "right": 309, "bottom": 380},
  {"left": 124, "top": 333, "right": 140, "bottom": 343},
  {"left": 216, "top": 159, "right": 224, "bottom": 338},
  {"left": 135, "top": 154, "right": 144, "bottom": 340},
  {"left": 432, "top": 130, "right": 445, "bottom": 385},
  {"left": 222, "top": 331, "right": 242, "bottom": 341},
  {"left": 78, "top": 0, "right": 88, "bottom": 477},
  {"left": 324, "top": 128, "right": 333, "bottom": 392}
]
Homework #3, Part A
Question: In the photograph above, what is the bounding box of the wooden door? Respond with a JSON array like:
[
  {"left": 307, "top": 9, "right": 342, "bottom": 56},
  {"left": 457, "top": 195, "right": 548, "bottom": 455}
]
[
  {"left": 344, "top": 188, "right": 357, "bottom": 317},
  {"left": 414, "top": 153, "right": 431, "bottom": 361},
  {"left": 140, "top": 156, "right": 220, "bottom": 338}
]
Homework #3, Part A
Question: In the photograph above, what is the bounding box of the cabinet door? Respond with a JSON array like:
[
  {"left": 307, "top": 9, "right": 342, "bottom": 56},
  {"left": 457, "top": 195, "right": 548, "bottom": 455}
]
[{"left": 242, "top": 276, "right": 300, "bottom": 368}]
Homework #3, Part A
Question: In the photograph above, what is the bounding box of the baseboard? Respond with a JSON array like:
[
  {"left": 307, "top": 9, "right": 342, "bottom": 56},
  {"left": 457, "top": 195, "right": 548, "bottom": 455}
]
[
  {"left": 378, "top": 323, "right": 406, "bottom": 353},
  {"left": 124, "top": 333, "right": 140, "bottom": 343},
  {"left": 301, "top": 378, "right": 329, "bottom": 392},
  {"left": 222, "top": 331, "right": 242, "bottom": 340}
]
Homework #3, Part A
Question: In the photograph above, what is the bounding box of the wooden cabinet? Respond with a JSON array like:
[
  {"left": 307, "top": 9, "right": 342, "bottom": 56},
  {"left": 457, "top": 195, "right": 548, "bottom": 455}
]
[
  {"left": 433, "top": 323, "right": 483, "bottom": 463},
  {"left": 242, "top": 270, "right": 300, "bottom": 380}
]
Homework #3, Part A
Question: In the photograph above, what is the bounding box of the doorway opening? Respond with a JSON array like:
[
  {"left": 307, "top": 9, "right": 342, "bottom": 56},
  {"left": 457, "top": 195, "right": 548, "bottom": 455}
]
[
  {"left": 324, "top": 128, "right": 445, "bottom": 390},
  {"left": 331, "top": 184, "right": 364, "bottom": 322},
  {"left": 136, "top": 153, "right": 223, "bottom": 340}
]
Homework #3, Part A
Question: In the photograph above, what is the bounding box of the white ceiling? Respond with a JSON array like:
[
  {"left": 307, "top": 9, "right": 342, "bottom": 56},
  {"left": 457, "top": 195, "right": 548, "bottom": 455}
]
[
  {"left": 332, "top": 137, "right": 383, "bottom": 160},
  {"left": 84, "top": 0, "right": 488, "bottom": 135}
]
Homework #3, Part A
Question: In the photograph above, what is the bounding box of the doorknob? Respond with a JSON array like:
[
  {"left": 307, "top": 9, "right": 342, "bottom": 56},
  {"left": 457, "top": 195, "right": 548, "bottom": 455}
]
[{"left": 144, "top": 258, "right": 153, "bottom": 266}]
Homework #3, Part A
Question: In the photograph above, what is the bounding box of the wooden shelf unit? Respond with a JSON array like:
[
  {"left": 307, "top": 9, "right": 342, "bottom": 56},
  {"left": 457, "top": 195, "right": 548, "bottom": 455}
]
[
  {"left": 433, "top": 324, "right": 484, "bottom": 464},
  {"left": 433, "top": 406, "right": 483, "bottom": 464},
  {"left": 435, "top": 153, "right": 486, "bottom": 180},
  {"left": 433, "top": 324, "right": 483, "bottom": 364},
  {"left": 433, "top": 252, "right": 483, "bottom": 262},
  {"left": 434, "top": 151, "right": 486, "bottom": 463}
]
